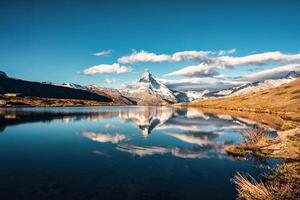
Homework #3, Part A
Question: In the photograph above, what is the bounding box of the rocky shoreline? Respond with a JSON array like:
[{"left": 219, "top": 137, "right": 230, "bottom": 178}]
[{"left": 0, "top": 95, "right": 118, "bottom": 107}]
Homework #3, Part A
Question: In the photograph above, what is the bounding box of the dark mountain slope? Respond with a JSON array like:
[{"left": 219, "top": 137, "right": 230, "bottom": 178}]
[{"left": 0, "top": 73, "right": 112, "bottom": 102}]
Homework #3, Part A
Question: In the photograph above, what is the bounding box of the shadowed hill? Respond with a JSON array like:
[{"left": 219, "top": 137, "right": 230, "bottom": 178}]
[{"left": 0, "top": 73, "right": 112, "bottom": 102}]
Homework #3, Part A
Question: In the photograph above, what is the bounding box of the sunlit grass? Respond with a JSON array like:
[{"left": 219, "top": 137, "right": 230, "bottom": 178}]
[
  {"left": 233, "top": 163, "right": 300, "bottom": 200},
  {"left": 241, "top": 128, "right": 272, "bottom": 147}
]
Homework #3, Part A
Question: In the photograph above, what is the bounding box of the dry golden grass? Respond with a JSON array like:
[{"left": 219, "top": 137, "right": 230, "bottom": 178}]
[
  {"left": 233, "top": 173, "right": 271, "bottom": 200},
  {"left": 241, "top": 128, "right": 272, "bottom": 146},
  {"left": 190, "top": 77, "right": 300, "bottom": 113},
  {"left": 0, "top": 95, "right": 116, "bottom": 107},
  {"left": 233, "top": 162, "right": 300, "bottom": 200},
  {"left": 225, "top": 128, "right": 300, "bottom": 161}
]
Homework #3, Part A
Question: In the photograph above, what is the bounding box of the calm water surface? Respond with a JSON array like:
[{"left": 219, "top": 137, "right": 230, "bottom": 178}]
[{"left": 0, "top": 106, "right": 278, "bottom": 200}]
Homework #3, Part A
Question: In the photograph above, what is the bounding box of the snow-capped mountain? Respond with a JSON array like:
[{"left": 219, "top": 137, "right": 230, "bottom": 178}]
[
  {"left": 174, "top": 90, "right": 209, "bottom": 102},
  {"left": 211, "top": 71, "right": 299, "bottom": 97},
  {"left": 42, "top": 81, "right": 88, "bottom": 91},
  {"left": 60, "top": 82, "right": 88, "bottom": 91},
  {"left": 120, "top": 69, "right": 178, "bottom": 105}
]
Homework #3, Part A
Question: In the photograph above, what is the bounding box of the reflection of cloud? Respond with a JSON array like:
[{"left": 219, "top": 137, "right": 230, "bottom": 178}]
[
  {"left": 166, "top": 132, "right": 221, "bottom": 147},
  {"left": 92, "top": 150, "right": 109, "bottom": 157},
  {"left": 186, "top": 108, "right": 209, "bottom": 120},
  {"left": 82, "top": 132, "right": 126, "bottom": 144},
  {"left": 117, "top": 145, "right": 168, "bottom": 157},
  {"left": 157, "top": 124, "right": 202, "bottom": 132},
  {"left": 117, "top": 144, "right": 227, "bottom": 159},
  {"left": 104, "top": 124, "right": 117, "bottom": 129},
  {"left": 171, "top": 147, "right": 208, "bottom": 159}
]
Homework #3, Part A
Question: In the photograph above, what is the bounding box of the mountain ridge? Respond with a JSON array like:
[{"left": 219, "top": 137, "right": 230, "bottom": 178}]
[{"left": 0, "top": 72, "right": 113, "bottom": 103}]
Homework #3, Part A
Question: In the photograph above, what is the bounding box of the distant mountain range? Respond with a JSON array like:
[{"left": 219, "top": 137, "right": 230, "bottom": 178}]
[
  {"left": 189, "top": 75, "right": 300, "bottom": 130},
  {"left": 205, "top": 71, "right": 299, "bottom": 98},
  {"left": 1, "top": 69, "right": 299, "bottom": 106}
]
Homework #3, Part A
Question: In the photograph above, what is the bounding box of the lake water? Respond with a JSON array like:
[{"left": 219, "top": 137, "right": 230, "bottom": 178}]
[{"left": 0, "top": 106, "right": 279, "bottom": 200}]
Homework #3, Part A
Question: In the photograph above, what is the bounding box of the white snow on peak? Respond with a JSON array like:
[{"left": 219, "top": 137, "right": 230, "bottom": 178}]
[
  {"left": 60, "top": 82, "right": 88, "bottom": 90},
  {"left": 121, "top": 69, "right": 178, "bottom": 103}
]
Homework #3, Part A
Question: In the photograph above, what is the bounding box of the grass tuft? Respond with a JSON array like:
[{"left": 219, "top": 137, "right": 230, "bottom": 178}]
[
  {"left": 233, "top": 173, "right": 270, "bottom": 200},
  {"left": 233, "top": 163, "right": 300, "bottom": 200},
  {"left": 241, "top": 128, "right": 272, "bottom": 146}
]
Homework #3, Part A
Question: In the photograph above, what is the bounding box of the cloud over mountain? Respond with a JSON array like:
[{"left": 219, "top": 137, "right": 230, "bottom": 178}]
[
  {"left": 165, "top": 63, "right": 219, "bottom": 77},
  {"left": 240, "top": 63, "right": 300, "bottom": 82},
  {"left": 104, "top": 78, "right": 121, "bottom": 83},
  {"left": 93, "top": 50, "right": 112, "bottom": 56},
  {"left": 83, "top": 63, "right": 132, "bottom": 75},
  {"left": 214, "top": 51, "right": 300, "bottom": 68},
  {"left": 159, "top": 77, "right": 245, "bottom": 91},
  {"left": 117, "top": 50, "right": 213, "bottom": 64},
  {"left": 165, "top": 51, "right": 300, "bottom": 78},
  {"left": 83, "top": 49, "right": 300, "bottom": 92}
]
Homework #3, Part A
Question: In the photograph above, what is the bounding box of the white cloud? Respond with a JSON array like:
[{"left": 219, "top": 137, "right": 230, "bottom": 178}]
[
  {"left": 104, "top": 78, "right": 121, "bottom": 84},
  {"left": 241, "top": 63, "right": 300, "bottom": 82},
  {"left": 83, "top": 63, "right": 133, "bottom": 75},
  {"left": 159, "top": 77, "right": 246, "bottom": 91},
  {"left": 217, "top": 49, "right": 236, "bottom": 56},
  {"left": 165, "top": 63, "right": 219, "bottom": 77},
  {"left": 93, "top": 50, "right": 112, "bottom": 56},
  {"left": 171, "top": 50, "right": 212, "bottom": 62},
  {"left": 118, "top": 50, "right": 300, "bottom": 67},
  {"left": 118, "top": 50, "right": 170, "bottom": 63},
  {"left": 215, "top": 51, "right": 300, "bottom": 68},
  {"left": 164, "top": 51, "right": 300, "bottom": 79},
  {"left": 117, "top": 50, "right": 213, "bottom": 64}
]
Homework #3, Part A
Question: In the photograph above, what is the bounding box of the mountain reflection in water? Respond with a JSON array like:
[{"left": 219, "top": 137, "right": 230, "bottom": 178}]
[
  {"left": 0, "top": 106, "right": 279, "bottom": 200},
  {"left": 0, "top": 106, "right": 259, "bottom": 160}
]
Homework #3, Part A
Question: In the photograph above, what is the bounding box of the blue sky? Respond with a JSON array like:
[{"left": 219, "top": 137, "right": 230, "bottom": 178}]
[{"left": 0, "top": 0, "right": 300, "bottom": 90}]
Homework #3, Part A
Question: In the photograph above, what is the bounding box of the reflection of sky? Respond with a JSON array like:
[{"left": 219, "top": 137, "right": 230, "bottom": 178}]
[
  {"left": 0, "top": 106, "right": 281, "bottom": 200},
  {"left": 0, "top": 106, "right": 268, "bottom": 159},
  {"left": 71, "top": 106, "right": 252, "bottom": 159}
]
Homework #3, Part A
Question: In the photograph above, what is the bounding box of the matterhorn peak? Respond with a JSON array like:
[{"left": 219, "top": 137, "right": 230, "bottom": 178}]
[
  {"left": 139, "top": 69, "right": 155, "bottom": 83},
  {"left": 143, "top": 69, "right": 150, "bottom": 77},
  {"left": 120, "top": 68, "right": 178, "bottom": 104}
]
